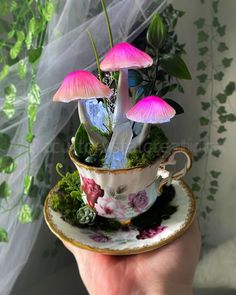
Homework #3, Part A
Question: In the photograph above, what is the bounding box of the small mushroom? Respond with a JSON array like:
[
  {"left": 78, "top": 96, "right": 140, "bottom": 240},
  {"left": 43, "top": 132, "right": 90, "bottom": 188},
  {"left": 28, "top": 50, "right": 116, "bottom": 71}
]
[
  {"left": 53, "top": 70, "right": 112, "bottom": 146},
  {"left": 126, "top": 96, "right": 176, "bottom": 151},
  {"left": 100, "top": 42, "right": 153, "bottom": 128}
]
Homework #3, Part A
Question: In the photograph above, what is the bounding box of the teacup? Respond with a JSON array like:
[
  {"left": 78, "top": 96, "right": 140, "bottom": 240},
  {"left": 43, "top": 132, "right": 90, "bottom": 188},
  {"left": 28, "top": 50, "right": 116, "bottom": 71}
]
[{"left": 69, "top": 146, "right": 192, "bottom": 223}]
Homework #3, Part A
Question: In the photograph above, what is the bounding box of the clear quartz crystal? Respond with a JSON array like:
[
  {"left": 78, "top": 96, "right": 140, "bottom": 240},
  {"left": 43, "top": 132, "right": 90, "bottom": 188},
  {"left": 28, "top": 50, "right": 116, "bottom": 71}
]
[
  {"left": 86, "top": 100, "right": 111, "bottom": 132},
  {"left": 104, "top": 121, "right": 133, "bottom": 169}
]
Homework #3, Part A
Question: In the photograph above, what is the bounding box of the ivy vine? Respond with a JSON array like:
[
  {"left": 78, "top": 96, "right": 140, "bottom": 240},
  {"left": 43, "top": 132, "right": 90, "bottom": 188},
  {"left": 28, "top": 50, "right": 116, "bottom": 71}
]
[
  {"left": 192, "top": 0, "right": 236, "bottom": 238},
  {"left": 0, "top": 0, "right": 56, "bottom": 242}
]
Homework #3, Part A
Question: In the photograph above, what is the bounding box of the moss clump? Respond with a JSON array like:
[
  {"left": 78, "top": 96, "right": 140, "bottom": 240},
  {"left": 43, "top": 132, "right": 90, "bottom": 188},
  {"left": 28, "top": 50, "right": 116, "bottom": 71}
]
[
  {"left": 83, "top": 143, "right": 105, "bottom": 167},
  {"left": 51, "top": 171, "right": 84, "bottom": 225},
  {"left": 126, "top": 126, "right": 169, "bottom": 168}
]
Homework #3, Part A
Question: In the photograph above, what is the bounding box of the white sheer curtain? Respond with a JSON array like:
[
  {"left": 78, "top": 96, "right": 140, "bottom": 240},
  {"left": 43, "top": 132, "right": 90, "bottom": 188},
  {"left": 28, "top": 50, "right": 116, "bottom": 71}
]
[{"left": 0, "top": 1, "right": 169, "bottom": 294}]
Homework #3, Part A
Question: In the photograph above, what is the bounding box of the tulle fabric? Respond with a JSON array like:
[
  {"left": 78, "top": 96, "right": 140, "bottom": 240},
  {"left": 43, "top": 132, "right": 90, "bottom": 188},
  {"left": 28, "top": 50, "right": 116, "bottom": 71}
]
[{"left": 0, "top": 1, "right": 168, "bottom": 294}]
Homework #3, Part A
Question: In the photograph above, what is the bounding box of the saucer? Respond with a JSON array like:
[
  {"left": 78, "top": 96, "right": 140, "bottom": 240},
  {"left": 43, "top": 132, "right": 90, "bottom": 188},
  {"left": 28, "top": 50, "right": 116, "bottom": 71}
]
[{"left": 44, "top": 170, "right": 196, "bottom": 255}]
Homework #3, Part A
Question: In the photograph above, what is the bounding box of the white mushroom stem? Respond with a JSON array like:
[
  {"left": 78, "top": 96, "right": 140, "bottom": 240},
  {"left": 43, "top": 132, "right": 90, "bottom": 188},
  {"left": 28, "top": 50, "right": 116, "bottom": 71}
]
[
  {"left": 128, "top": 123, "right": 150, "bottom": 153},
  {"left": 78, "top": 100, "right": 108, "bottom": 147},
  {"left": 112, "top": 68, "right": 131, "bottom": 128}
]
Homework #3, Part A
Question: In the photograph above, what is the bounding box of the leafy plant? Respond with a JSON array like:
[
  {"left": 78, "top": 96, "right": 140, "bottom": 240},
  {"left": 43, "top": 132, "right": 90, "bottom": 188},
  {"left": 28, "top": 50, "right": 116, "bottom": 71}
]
[
  {"left": 0, "top": 0, "right": 56, "bottom": 241},
  {"left": 192, "top": 0, "right": 236, "bottom": 239},
  {"left": 131, "top": 4, "right": 190, "bottom": 106}
]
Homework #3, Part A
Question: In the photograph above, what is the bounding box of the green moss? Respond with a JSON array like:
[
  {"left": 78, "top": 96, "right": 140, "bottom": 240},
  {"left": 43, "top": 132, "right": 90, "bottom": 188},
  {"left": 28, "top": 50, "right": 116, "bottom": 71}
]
[
  {"left": 51, "top": 171, "right": 84, "bottom": 225},
  {"left": 126, "top": 126, "right": 169, "bottom": 168}
]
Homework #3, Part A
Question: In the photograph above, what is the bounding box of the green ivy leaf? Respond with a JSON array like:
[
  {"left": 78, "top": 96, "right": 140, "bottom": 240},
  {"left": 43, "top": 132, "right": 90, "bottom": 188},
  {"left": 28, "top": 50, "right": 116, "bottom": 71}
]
[
  {"left": 212, "top": 17, "right": 220, "bottom": 28},
  {"left": 193, "top": 176, "right": 201, "bottom": 182},
  {"left": 0, "top": 181, "right": 11, "bottom": 198},
  {"left": 28, "top": 47, "right": 43, "bottom": 64},
  {"left": 160, "top": 54, "right": 192, "bottom": 80},
  {"left": 0, "top": 133, "right": 11, "bottom": 154},
  {"left": 0, "top": 156, "right": 16, "bottom": 174},
  {"left": 214, "top": 72, "right": 224, "bottom": 81},
  {"left": 217, "top": 125, "right": 227, "bottom": 133},
  {"left": 26, "top": 103, "right": 38, "bottom": 143},
  {"left": 216, "top": 93, "right": 227, "bottom": 103},
  {"left": 217, "top": 106, "right": 226, "bottom": 115},
  {"left": 212, "top": 150, "right": 221, "bottom": 158},
  {"left": 197, "top": 61, "right": 207, "bottom": 71},
  {"left": 200, "top": 131, "right": 207, "bottom": 138},
  {"left": 43, "top": 0, "right": 55, "bottom": 21},
  {"left": 74, "top": 123, "right": 91, "bottom": 160},
  {"left": 197, "top": 141, "right": 205, "bottom": 149},
  {"left": 210, "top": 170, "right": 221, "bottom": 178},
  {"left": 194, "top": 151, "right": 205, "bottom": 161},
  {"left": 3, "top": 84, "right": 16, "bottom": 119},
  {"left": 206, "top": 205, "right": 213, "bottom": 213},
  {"left": 217, "top": 138, "right": 226, "bottom": 145},
  {"left": 164, "top": 98, "right": 184, "bottom": 115},
  {"left": 207, "top": 195, "right": 215, "bottom": 201},
  {"left": 222, "top": 57, "right": 233, "bottom": 68},
  {"left": 197, "top": 73, "right": 208, "bottom": 83},
  {"left": 198, "top": 31, "right": 209, "bottom": 43},
  {"left": 128, "top": 70, "right": 143, "bottom": 87},
  {"left": 212, "top": 0, "right": 219, "bottom": 13},
  {"left": 200, "top": 117, "right": 209, "bottom": 126},
  {"left": 210, "top": 180, "right": 218, "bottom": 187},
  {"left": 0, "top": 228, "right": 8, "bottom": 242},
  {"left": 147, "top": 13, "right": 167, "bottom": 49},
  {"left": 210, "top": 187, "right": 218, "bottom": 195},
  {"left": 224, "top": 82, "right": 235, "bottom": 96},
  {"left": 10, "top": 31, "right": 25, "bottom": 59},
  {"left": 199, "top": 47, "right": 208, "bottom": 56},
  {"left": 194, "top": 18, "right": 205, "bottom": 29},
  {"left": 25, "top": 32, "right": 32, "bottom": 50},
  {"left": 217, "top": 42, "right": 228, "bottom": 52},
  {"left": 0, "top": 65, "right": 9, "bottom": 81},
  {"left": 29, "top": 83, "right": 41, "bottom": 104},
  {"left": 192, "top": 183, "right": 201, "bottom": 192},
  {"left": 219, "top": 115, "right": 227, "bottom": 123},
  {"left": 201, "top": 102, "right": 210, "bottom": 110},
  {"left": 197, "top": 86, "right": 206, "bottom": 96},
  {"left": 18, "top": 60, "right": 27, "bottom": 79},
  {"left": 24, "top": 175, "right": 33, "bottom": 195},
  {"left": 18, "top": 204, "right": 33, "bottom": 224},
  {"left": 226, "top": 113, "right": 236, "bottom": 122},
  {"left": 217, "top": 25, "right": 226, "bottom": 37}
]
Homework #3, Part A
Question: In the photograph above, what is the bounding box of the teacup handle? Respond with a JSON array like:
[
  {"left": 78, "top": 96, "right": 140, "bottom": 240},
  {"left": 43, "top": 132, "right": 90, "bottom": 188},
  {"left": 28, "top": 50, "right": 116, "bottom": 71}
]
[{"left": 158, "top": 147, "right": 193, "bottom": 192}]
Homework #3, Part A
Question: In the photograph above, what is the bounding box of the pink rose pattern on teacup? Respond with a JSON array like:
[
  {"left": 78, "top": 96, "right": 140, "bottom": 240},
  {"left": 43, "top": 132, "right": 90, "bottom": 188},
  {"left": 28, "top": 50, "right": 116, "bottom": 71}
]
[
  {"left": 95, "top": 197, "right": 126, "bottom": 219},
  {"left": 81, "top": 176, "right": 104, "bottom": 208},
  {"left": 128, "top": 190, "right": 148, "bottom": 213},
  {"left": 81, "top": 176, "right": 151, "bottom": 218}
]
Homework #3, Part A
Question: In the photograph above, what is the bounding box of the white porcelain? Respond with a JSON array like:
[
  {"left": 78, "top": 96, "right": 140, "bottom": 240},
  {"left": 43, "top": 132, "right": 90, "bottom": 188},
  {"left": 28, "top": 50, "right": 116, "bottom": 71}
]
[
  {"left": 69, "top": 146, "right": 192, "bottom": 222},
  {"left": 44, "top": 170, "right": 196, "bottom": 255}
]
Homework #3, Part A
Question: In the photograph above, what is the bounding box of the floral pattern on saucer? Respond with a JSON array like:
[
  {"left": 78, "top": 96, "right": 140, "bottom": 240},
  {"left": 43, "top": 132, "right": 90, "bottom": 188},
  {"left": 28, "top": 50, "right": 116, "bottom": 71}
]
[{"left": 44, "top": 174, "right": 196, "bottom": 255}]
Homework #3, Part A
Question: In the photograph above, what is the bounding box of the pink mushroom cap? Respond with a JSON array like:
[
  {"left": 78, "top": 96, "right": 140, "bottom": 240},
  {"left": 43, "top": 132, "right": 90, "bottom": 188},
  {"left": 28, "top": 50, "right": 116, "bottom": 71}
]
[
  {"left": 126, "top": 96, "right": 176, "bottom": 124},
  {"left": 100, "top": 42, "right": 153, "bottom": 72},
  {"left": 53, "top": 70, "right": 112, "bottom": 102}
]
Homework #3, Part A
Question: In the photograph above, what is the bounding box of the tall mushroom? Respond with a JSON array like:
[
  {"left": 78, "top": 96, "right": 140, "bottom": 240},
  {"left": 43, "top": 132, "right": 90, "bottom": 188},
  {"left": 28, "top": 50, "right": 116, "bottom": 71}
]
[
  {"left": 53, "top": 70, "right": 112, "bottom": 147},
  {"left": 126, "top": 96, "right": 176, "bottom": 151},
  {"left": 100, "top": 42, "right": 153, "bottom": 128}
]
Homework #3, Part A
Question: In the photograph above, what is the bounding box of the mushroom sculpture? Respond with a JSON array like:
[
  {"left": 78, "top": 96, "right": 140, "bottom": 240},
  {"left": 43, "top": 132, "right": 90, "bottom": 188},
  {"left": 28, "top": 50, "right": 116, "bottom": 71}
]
[
  {"left": 100, "top": 42, "right": 153, "bottom": 128},
  {"left": 126, "top": 96, "right": 176, "bottom": 150},
  {"left": 53, "top": 70, "right": 112, "bottom": 146}
]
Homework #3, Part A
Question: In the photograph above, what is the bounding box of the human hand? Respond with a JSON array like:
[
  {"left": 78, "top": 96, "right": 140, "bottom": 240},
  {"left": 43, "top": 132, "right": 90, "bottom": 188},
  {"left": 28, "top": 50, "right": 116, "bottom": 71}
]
[{"left": 63, "top": 218, "right": 201, "bottom": 295}]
